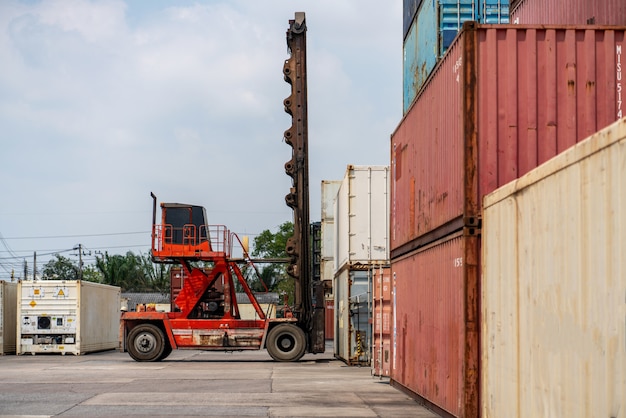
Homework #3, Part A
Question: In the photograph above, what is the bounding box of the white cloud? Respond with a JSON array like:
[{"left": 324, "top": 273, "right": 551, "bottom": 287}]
[{"left": 0, "top": 0, "right": 402, "bottom": 275}]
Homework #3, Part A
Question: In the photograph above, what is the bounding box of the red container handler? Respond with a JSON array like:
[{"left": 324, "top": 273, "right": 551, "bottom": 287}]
[
  {"left": 390, "top": 22, "right": 626, "bottom": 257},
  {"left": 391, "top": 230, "right": 481, "bottom": 418},
  {"left": 511, "top": 0, "right": 626, "bottom": 26}
]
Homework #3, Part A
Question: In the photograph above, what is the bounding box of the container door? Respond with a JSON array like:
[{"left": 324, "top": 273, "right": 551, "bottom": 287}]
[
  {"left": 334, "top": 272, "right": 349, "bottom": 361},
  {"left": 439, "top": 0, "right": 477, "bottom": 57},
  {"left": 480, "top": 0, "right": 510, "bottom": 23}
]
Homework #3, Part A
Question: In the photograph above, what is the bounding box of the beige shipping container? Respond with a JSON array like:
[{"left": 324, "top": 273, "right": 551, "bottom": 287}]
[
  {"left": 1, "top": 281, "right": 17, "bottom": 354},
  {"left": 482, "top": 118, "right": 626, "bottom": 417},
  {"left": 17, "top": 280, "right": 121, "bottom": 355}
]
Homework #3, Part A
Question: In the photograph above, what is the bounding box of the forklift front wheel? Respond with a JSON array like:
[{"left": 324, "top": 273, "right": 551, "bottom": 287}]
[
  {"left": 127, "top": 323, "right": 166, "bottom": 362},
  {"left": 266, "top": 324, "right": 306, "bottom": 362}
]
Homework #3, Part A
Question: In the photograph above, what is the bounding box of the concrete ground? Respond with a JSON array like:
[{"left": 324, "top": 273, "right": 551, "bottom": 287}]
[{"left": 0, "top": 343, "right": 439, "bottom": 418}]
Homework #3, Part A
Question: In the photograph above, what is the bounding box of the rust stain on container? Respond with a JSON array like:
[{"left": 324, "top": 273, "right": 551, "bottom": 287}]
[
  {"left": 372, "top": 266, "right": 392, "bottom": 377},
  {"left": 390, "top": 23, "right": 626, "bottom": 256}
]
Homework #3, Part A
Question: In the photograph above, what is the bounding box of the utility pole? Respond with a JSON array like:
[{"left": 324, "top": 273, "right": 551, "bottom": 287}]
[
  {"left": 33, "top": 252, "right": 37, "bottom": 281},
  {"left": 78, "top": 244, "right": 83, "bottom": 280}
]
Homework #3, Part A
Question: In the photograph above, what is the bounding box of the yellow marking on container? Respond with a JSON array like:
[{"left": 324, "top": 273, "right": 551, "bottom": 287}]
[
  {"left": 29, "top": 300, "right": 37, "bottom": 307},
  {"left": 58, "top": 289, "right": 65, "bottom": 296}
]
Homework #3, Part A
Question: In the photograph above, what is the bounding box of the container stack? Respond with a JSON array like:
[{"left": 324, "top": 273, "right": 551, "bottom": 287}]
[
  {"left": 403, "top": 0, "right": 510, "bottom": 113},
  {"left": 17, "top": 280, "right": 121, "bottom": 355},
  {"left": 330, "top": 165, "right": 390, "bottom": 366},
  {"left": 391, "top": 1, "right": 625, "bottom": 415},
  {"left": 511, "top": 0, "right": 626, "bottom": 25},
  {"left": 0, "top": 281, "right": 17, "bottom": 355},
  {"left": 320, "top": 180, "right": 341, "bottom": 341}
]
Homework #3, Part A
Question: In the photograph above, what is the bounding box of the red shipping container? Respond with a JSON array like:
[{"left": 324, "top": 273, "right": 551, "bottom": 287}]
[
  {"left": 390, "top": 22, "right": 625, "bottom": 257},
  {"left": 324, "top": 299, "right": 334, "bottom": 340},
  {"left": 511, "top": 0, "right": 626, "bottom": 26},
  {"left": 372, "top": 266, "right": 392, "bottom": 377},
  {"left": 391, "top": 231, "right": 480, "bottom": 418}
]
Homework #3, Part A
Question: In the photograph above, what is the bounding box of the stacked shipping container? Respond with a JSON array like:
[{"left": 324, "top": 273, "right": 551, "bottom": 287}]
[
  {"left": 511, "top": 0, "right": 626, "bottom": 25},
  {"left": 482, "top": 117, "right": 626, "bottom": 418},
  {"left": 321, "top": 180, "right": 341, "bottom": 340},
  {"left": 391, "top": 21, "right": 625, "bottom": 418},
  {"left": 394, "top": 22, "right": 625, "bottom": 258},
  {"left": 403, "top": 0, "right": 510, "bottom": 112},
  {"left": 331, "top": 165, "right": 390, "bottom": 366}
]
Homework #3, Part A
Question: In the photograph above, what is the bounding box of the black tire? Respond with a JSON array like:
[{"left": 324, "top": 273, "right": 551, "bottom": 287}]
[
  {"left": 158, "top": 341, "right": 172, "bottom": 361},
  {"left": 266, "top": 324, "right": 306, "bottom": 362},
  {"left": 127, "top": 324, "right": 166, "bottom": 362}
]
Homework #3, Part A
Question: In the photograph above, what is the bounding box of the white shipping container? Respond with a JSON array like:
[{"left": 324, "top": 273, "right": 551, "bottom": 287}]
[
  {"left": 321, "top": 180, "right": 341, "bottom": 222},
  {"left": 321, "top": 180, "right": 341, "bottom": 286},
  {"left": 482, "top": 118, "right": 626, "bottom": 418},
  {"left": 17, "top": 280, "right": 121, "bottom": 355},
  {"left": 0, "top": 281, "right": 17, "bottom": 354},
  {"left": 334, "top": 165, "right": 390, "bottom": 274}
]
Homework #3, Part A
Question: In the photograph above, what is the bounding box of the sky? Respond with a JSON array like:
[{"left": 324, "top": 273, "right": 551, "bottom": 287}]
[{"left": 0, "top": 0, "right": 402, "bottom": 280}]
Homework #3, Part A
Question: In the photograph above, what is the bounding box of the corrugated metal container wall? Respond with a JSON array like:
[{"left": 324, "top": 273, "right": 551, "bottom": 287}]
[
  {"left": 372, "top": 266, "right": 392, "bottom": 377},
  {"left": 403, "top": 0, "right": 510, "bottom": 113},
  {"left": 334, "top": 165, "right": 390, "bottom": 274},
  {"left": 482, "top": 118, "right": 626, "bottom": 418},
  {"left": 391, "top": 231, "right": 480, "bottom": 417},
  {"left": 334, "top": 269, "right": 371, "bottom": 366},
  {"left": 511, "top": 0, "right": 626, "bottom": 25},
  {"left": 17, "top": 280, "right": 120, "bottom": 355},
  {"left": 0, "top": 281, "right": 17, "bottom": 354},
  {"left": 321, "top": 180, "right": 341, "bottom": 287},
  {"left": 392, "top": 23, "right": 626, "bottom": 257}
]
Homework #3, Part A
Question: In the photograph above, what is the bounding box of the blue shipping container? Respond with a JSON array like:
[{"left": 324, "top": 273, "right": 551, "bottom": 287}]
[
  {"left": 403, "top": 0, "right": 424, "bottom": 40},
  {"left": 403, "top": 0, "right": 509, "bottom": 113}
]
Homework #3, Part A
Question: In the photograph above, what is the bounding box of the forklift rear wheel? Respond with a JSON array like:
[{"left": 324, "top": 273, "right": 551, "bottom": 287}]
[
  {"left": 158, "top": 342, "right": 172, "bottom": 361},
  {"left": 127, "top": 324, "right": 166, "bottom": 362},
  {"left": 266, "top": 324, "right": 306, "bottom": 362}
]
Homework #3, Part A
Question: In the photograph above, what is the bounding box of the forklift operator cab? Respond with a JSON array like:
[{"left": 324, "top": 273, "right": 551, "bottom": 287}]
[{"left": 152, "top": 202, "right": 216, "bottom": 261}]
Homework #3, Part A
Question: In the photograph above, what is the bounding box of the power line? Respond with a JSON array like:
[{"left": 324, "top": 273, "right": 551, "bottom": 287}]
[{"left": 1, "top": 231, "right": 150, "bottom": 240}]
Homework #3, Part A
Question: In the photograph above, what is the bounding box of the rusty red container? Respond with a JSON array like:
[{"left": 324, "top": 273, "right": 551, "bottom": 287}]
[
  {"left": 391, "top": 22, "right": 626, "bottom": 256},
  {"left": 511, "top": 0, "right": 626, "bottom": 25},
  {"left": 391, "top": 231, "right": 480, "bottom": 418},
  {"left": 372, "top": 266, "right": 392, "bottom": 377},
  {"left": 324, "top": 299, "right": 334, "bottom": 340}
]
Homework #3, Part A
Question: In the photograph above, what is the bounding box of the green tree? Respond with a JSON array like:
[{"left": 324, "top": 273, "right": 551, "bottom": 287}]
[
  {"left": 252, "top": 221, "right": 295, "bottom": 304},
  {"left": 42, "top": 254, "right": 79, "bottom": 280},
  {"left": 96, "top": 251, "right": 169, "bottom": 293},
  {"left": 41, "top": 254, "right": 102, "bottom": 283},
  {"left": 82, "top": 265, "right": 103, "bottom": 283},
  {"left": 139, "top": 253, "right": 170, "bottom": 294}
]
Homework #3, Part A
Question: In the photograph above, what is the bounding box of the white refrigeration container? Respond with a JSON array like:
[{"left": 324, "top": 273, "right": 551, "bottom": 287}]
[
  {"left": 334, "top": 165, "right": 390, "bottom": 274},
  {"left": 17, "top": 280, "right": 121, "bottom": 355},
  {"left": 0, "top": 281, "right": 17, "bottom": 354},
  {"left": 321, "top": 180, "right": 341, "bottom": 284}
]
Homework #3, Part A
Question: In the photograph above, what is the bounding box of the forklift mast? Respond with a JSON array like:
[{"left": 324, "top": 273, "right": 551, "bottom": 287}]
[{"left": 283, "top": 12, "right": 325, "bottom": 353}]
